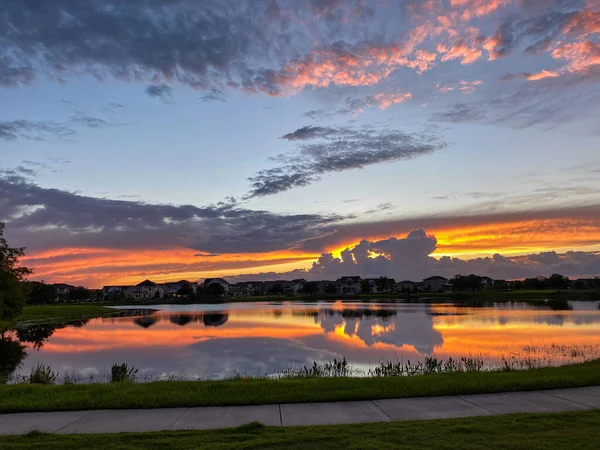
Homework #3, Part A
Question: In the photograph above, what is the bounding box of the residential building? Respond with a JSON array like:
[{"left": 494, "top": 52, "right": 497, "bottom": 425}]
[
  {"left": 204, "top": 278, "right": 230, "bottom": 296},
  {"left": 52, "top": 283, "right": 75, "bottom": 298},
  {"left": 363, "top": 277, "right": 396, "bottom": 293},
  {"left": 285, "top": 279, "right": 307, "bottom": 295},
  {"left": 336, "top": 276, "right": 362, "bottom": 294},
  {"left": 102, "top": 285, "right": 130, "bottom": 300},
  {"left": 124, "top": 280, "right": 161, "bottom": 300},
  {"left": 161, "top": 280, "right": 198, "bottom": 298},
  {"left": 396, "top": 280, "right": 418, "bottom": 292},
  {"left": 314, "top": 280, "right": 336, "bottom": 294},
  {"left": 480, "top": 277, "right": 494, "bottom": 290},
  {"left": 229, "top": 282, "right": 255, "bottom": 297},
  {"left": 422, "top": 276, "right": 450, "bottom": 292}
]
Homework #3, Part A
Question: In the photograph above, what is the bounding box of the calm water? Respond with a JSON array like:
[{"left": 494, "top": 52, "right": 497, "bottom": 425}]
[{"left": 5, "top": 301, "right": 600, "bottom": 382}]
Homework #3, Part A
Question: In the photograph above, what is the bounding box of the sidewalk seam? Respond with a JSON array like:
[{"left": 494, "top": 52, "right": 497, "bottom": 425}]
[
  {"left": 458, "top": 396, "right": 497, "bottom": 415},
  {"left": 55, "top": 410, "right": 95, "bottom": 434},
  {"left": 535, "top": 390, "right": 595, "bottom": 409},
  {"left": 370, "top": 401, "right": 393, "bottom": 421},
  {"left": 278, "top": 404, "right": 283, "bottom": 427},
  {"left": 169, "top": 408, "right": 190, "bottom": 430}
]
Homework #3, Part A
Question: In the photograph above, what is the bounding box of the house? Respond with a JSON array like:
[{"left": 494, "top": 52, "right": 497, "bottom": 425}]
[
  {"left": 102, "top": 285, "right": 130, "bottom": 300},
  {"left": 285, "top": 279, "right": 307, "bottom": 295},
  {"left": 161, "top": 280, "right": 198, "bottom": 298},
  {"left": 396, "top": 280, "right": 418, "bottom": 292},
  {"left": 261, "top": 280, "right": 286, "bottom": 295},
  {"left": 52, "top": 283, "right": 76, "bottom": 298},
  {"left": 314, "top": 280, "right": 336, "bottom": 294},
  {"left": 204, "top": 278, "right": 230, "bottom": 296},
  {"left": 493, "top": 279, "right": 508, "bottom": 290},
  {"left": 229, "top": 282, "right": 255, "bottom": 297},
  {"left": 480, "top": 277, "right": 494, "bottom": 290},
  {"left": 363, "top": 277, "right": 396, "bottom": 293},
  {"left": 422, "top": 276, "right": 449, "bottom": 292},
  {"left": 124, "top": 280, "right": 161, "bottom": 300},
  {"left": 246, "top": 281, "right": 266, "bottom": 296},
  {"left": 336, "top": 276, "right": 362, "bottom": 294}
]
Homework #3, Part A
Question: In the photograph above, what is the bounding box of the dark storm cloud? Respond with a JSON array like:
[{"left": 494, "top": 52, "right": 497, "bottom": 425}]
[
  {"left": 0, "top": 120, "right": 77, "bottom": 142},
  {"left": 0, "top": 116, "right": 117, "bottom": 143},
  {"left": 430, "top": 104, "right": 487, "bottom": 123},
  {"left": 70, "top": 116, "right": 110, "bottom": 128},
  {"left": 247, "top": 125, "right": 446, "bottom": 197},
  {"left": 0, "top": 0, "right": 316, "bottom": 93},
  {"left": 199, "top": 88, "right": 226, "bottom": 102},
  {"left": 0, "top": 175, "right": 342, "bottom": 254},
  {"left": 144, "top": 84, "right": 173, "bottom": 102},
  {"left": 281, "top": 126, "right": 339, "bottom": 141}
]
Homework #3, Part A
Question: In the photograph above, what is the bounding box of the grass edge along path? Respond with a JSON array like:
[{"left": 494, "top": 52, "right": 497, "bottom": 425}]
[
  {"left": 15, "top": 305, "right": 117, "bottom": 324},
  {"left": 1, "top": 359, "right": 599, "bottom": 414},
  {"left": 1, "top": 410, "right": 600, "bottom": 449}
]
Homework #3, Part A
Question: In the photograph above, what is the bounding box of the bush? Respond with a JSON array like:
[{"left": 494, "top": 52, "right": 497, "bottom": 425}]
[
  {"left": 29, "top": 364, "right": 58, "bottom": 385},
  {"left": 111, "top": 363, "right": 138, "bottom": 383}
]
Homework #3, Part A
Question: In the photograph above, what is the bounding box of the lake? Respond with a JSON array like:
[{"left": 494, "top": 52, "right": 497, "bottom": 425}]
[{"left": 5, "top": 300, "right": 600, "bottom": 382}]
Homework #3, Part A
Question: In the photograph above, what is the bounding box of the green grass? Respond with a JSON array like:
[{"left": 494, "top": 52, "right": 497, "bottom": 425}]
[
  {"left": 2, "top": 411, "right": 600, "bottom": 449},
  {"left": 15, "top": 305, "right": 116, "bottom": 323},
  {"left": 1, "top": 359, "right": 599, "bottom": 414}
]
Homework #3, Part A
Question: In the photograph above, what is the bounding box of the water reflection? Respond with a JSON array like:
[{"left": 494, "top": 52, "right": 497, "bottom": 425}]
[
  {"left": 2, "top": 301, "right": 599, "bottom": 382},
  {"left": 0, "top": 334, "right": 26, "bottom": 383}
]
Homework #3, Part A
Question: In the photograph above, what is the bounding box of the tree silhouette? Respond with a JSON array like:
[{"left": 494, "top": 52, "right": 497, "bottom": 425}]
[
  {"left": 0, "top": 222, "right": 32, "bottom": 321},
  {"left": 302, "top": 282, "right": 318, "bottom": 296},
  {"left": 203, "top": 313, "right": 228, "bottom": 327},
  {"left": 206, "top": 283, "right": 226, "bottom": 298},
  {"left": 177, "top": 283, "right": 194, "bottom": 297},
  {"left": 169, "top": 314, "right": 194, "bottom": 326},
  {"left": 133, "top": 316, "right": 159, "bottom": 328},
  {"left": 268, "top": 283, "right": 285, "bottom": 296},
  {"left": 360, "top": 279, "right": 371, "bottom": 294},
  {"left": 16, "top": 323, "right": 60, "bottom": 350},
  {"left": 27, "top": 281, "right": 57, "bottom": 306},
  {"left": 324, "top": 283, "right": 337, "bottom": 294},
  {"left": 0, "top": 334, "right": 26, "bottom": 384}
]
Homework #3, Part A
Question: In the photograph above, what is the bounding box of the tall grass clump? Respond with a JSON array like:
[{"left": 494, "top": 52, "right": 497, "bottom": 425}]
[
  {"left": 29, "top": 364, "right": 58, "bottom": 385},
  {"left": 110, "top": 363, "right": 138, "bottom": 383},
  {"left": 369, "top": 356, "right": 486, "bottom": 377},
  {"left": 282, "top": 358, "right": 354, "bottom": 378}
]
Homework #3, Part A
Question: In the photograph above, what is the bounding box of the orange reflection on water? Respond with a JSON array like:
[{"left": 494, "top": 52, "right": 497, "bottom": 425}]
[{"left": 15, "top": 302, "right": 600, "bottom": 380}]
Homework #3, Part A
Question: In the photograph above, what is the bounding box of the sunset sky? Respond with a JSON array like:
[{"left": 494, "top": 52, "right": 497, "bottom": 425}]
[{"left": 1, "top": 0, "right": 600, "bottom": 287}]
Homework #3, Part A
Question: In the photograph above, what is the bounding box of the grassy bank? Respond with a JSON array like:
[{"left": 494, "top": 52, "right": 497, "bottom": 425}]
[
  {"left": 15, "top": 305, "right": 116, "bottom": 324},
  {"left": 2, "top": 410, "right": 600, "bottom": 449},
  {"left": 1, "top": 359, "right": 599, "bottom": 414}
]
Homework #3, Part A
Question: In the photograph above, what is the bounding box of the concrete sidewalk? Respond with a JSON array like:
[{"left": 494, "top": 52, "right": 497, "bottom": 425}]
[{"left": 1, "top": 386, "right": 599, "bottom": 435}]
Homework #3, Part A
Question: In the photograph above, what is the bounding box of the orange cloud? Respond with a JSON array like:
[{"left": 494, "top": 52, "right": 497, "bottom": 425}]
[
  {"left": 439, "top": 40, "right": 482, "bottom": 64},
  {"left": 23, "top": 247, "right": 318, "bottom": 287},
  {"left": 552, "top": 40, "right": 600, "bottom": 73},
  {"left": 436, "top": 79, "right": 483, "bottom": 93},
  {"left": 326, "top": 218, "right": 600, "bottom": 259},
  {"left": 527, "top": 70, "right": 561, "bottom": 81},
  {"left": 373, "top": 92, "right": 413, "bottom": 109}
]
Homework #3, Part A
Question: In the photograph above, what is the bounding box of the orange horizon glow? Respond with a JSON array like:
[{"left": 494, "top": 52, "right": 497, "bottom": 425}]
[{"left": 20, "top": 217, "right": 600, "bottom": 287}]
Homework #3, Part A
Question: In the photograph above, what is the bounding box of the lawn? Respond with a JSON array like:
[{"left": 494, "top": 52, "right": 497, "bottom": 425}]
[
  {"left": 14, "top": 305, "right": 116, "bottom": 323},
  {"left": 1, "top": 410, "right": 600, "bottom": 449},
  {"left": 1, "top": 360, "right": 599, "bottom": 414}
]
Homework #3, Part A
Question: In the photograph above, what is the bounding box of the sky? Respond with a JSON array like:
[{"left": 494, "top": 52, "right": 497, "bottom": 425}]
[{"left": 1, "top": 0, "right": 600, "bottom": 287}]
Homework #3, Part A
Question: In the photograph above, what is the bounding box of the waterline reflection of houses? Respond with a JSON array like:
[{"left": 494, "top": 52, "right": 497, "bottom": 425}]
[
  {"left": 203, "top": 313, "right": 229, "bottom": 327},
  {"left": 314, "top": 305, "right": 443, "bottom": 355},
  {"left": 133, "top": 316, "right": 159, "bottom": 328}
]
